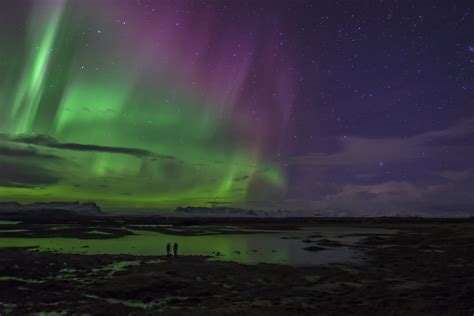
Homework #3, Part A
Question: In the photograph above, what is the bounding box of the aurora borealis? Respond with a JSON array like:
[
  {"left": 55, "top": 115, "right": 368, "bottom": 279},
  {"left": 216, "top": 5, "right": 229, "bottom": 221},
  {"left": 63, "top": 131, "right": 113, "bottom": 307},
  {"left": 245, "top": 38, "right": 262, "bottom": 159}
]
[
  {"left": 0, "top": 0, "right": 291, "bottom": 209},
  {"left": 0, "top": 0, "right": 473, "bottom": 215}
]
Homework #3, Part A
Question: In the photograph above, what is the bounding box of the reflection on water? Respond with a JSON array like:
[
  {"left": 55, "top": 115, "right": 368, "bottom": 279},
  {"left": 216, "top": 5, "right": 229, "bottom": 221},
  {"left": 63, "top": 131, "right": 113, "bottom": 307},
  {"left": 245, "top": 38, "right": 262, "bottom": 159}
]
[
  {"left": 0, "top": 229, "right": 29, "bottom": 233},
  {"left": 0, "top": 221, "right": 21, "bottom": 225},
  {"left": 0, "top": 227, "right": 395, "bottom": 266}
]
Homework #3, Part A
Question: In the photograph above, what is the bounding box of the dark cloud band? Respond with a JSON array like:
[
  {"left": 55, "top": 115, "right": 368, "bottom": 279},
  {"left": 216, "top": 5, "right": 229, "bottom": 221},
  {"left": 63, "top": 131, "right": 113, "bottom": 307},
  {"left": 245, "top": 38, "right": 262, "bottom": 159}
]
[{"left": 10, "top": 134, "right": 175, "bottom": 160}]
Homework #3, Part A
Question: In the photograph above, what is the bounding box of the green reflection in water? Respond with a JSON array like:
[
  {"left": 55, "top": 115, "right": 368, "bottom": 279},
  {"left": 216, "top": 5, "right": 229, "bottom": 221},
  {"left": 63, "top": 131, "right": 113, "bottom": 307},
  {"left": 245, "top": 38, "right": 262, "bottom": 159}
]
[
  {"left": 0, "top": 221, "right": 22, "bottom": 225},
  {"left": 0, "top": 229, "right": 369, "bottom": 266}
]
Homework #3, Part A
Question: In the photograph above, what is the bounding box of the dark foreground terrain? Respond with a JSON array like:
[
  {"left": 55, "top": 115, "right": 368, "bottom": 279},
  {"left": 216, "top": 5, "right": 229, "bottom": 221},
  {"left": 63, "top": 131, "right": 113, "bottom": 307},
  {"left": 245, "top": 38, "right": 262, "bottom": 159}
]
[{"left": 0, "top": 217, "right": 473, "bottom": 315}]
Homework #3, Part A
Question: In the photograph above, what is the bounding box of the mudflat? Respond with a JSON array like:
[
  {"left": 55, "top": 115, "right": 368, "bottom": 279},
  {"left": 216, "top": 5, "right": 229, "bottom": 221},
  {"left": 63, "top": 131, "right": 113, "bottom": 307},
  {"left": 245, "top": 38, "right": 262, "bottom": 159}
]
[{"left": 0, "top": 217, "right": 473, "bottom": 315}]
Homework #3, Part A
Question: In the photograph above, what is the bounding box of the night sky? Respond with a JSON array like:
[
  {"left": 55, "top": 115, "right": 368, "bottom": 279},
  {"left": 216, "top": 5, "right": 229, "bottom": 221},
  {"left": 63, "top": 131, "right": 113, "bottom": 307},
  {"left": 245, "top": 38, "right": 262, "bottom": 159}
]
[{"left": 0, "top": 0, "right": 472, "bottom": 216}]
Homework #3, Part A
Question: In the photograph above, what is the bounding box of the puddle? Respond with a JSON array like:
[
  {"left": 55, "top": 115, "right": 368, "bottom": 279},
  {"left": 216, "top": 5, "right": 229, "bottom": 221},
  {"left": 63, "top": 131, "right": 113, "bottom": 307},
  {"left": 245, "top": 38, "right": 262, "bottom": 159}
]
[{"left": 87, "top": 230, "right": 113, "bottom": 235}]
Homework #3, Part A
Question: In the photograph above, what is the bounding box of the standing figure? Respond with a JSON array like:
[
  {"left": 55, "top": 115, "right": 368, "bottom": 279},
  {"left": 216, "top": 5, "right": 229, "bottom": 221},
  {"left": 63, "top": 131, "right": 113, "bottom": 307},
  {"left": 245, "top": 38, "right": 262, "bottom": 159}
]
[
  {"left": 173, "top": 242, "right": 178, "bottom": 257},
  {"left": 166, "top": 242, "right": 171, "bottom": 256}
]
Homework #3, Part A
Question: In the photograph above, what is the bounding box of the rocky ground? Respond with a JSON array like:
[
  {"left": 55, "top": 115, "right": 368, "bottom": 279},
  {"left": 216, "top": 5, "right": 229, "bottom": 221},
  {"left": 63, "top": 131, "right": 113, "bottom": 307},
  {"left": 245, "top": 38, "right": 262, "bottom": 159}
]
[{"left": 0, "top": 219, "right": 473, "bottom": 315}]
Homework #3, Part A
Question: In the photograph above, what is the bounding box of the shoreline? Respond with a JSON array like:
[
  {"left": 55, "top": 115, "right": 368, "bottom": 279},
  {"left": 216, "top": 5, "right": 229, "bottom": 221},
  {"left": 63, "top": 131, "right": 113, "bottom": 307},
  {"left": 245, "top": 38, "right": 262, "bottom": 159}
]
[{"left": 0, "top": 219, "right": 472, "bottom": 314}]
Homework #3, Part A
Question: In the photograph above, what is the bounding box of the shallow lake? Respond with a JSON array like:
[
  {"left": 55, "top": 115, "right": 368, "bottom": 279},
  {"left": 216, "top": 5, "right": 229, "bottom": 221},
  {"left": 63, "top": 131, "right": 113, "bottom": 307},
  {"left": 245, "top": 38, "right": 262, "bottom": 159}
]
[{"left": 0, "top": 226, "right": 395, "bottom": 266}]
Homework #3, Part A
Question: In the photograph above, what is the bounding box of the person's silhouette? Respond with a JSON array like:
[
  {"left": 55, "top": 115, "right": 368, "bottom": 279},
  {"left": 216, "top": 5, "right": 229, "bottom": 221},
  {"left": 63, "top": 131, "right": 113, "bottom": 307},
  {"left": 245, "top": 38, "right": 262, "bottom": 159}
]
[
  {"left": 173, "top": 242, "right": 178, "bottom": 257},
  {"left": 166, "top": 242, "right": 171, "bottom": 256}
]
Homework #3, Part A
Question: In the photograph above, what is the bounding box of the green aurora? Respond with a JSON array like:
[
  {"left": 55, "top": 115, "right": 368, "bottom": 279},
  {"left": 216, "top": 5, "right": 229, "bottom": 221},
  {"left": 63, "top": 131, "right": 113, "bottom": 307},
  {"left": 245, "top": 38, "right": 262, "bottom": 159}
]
[{"left": 0, "top": 1, "right": 288, "bottom": 210}]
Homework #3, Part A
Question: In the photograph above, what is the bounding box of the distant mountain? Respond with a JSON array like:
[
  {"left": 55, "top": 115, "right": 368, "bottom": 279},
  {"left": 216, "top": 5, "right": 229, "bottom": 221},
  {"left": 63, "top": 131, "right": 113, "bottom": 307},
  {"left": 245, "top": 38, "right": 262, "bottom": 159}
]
[
  {"left": 174, "top": 206, "right": 474, "bottom": 219},
  {"left": 0, "top": 201, "right": 102, "bottom": 216},
  {"left": 175, "top": 206, "right": 320, "bottom": 218}
]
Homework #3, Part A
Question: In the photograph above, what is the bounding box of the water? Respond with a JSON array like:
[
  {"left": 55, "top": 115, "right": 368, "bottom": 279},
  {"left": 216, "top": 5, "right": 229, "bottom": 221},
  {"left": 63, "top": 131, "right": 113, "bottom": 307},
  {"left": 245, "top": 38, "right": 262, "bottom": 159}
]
[
  {"left": 0, "top": 220, "right": 21, "bottom": 225},
  {"left": 0, "top": 226, "right": 395, "bottom": 266}
]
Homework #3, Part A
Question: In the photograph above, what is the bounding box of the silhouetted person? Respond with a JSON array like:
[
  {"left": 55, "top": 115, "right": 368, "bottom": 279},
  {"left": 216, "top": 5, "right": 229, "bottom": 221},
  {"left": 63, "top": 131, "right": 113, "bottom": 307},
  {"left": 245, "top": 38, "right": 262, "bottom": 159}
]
[
  {"left": 166, "top": 242, "right": 171, "bottom": 256},
  {"left": 173, "top": 242, "right": 178, "bottom": 257}
]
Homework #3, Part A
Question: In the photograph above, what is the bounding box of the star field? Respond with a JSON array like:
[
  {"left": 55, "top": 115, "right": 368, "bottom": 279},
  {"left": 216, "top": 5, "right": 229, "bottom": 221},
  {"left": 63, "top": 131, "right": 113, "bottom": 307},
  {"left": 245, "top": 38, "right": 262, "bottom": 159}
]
[{"left": 0, "top": 0, "right": 472, "bottom": 216}]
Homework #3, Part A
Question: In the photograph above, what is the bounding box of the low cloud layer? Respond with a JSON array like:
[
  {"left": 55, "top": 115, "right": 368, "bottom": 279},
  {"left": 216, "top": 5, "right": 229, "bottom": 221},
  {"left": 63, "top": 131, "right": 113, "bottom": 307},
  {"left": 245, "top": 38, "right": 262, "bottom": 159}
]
[
  {"left": 280, "top": 119, "right": 474, "bottom": 216},
  {"left": 10, "top": 134, "right": 175, "bottom": 160}
]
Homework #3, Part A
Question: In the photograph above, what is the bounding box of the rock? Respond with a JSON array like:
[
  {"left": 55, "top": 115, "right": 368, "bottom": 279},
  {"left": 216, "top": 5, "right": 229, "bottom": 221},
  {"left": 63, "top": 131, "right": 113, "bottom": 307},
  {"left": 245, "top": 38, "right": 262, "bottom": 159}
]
[
  {"left": 174, "top": 206, "right": 322, "bottom": 218},
  {"left": 317, "top": 239, "right": 344, "bottom": 247},
  {"left": 303, "top": 245, "right": 327, "bottom": 252},
  {"left": 304, "top": 275, "right": 321, "bottom": 283},
  {"left": 250, "top": 300, "right": 272, "bottom": 307}
]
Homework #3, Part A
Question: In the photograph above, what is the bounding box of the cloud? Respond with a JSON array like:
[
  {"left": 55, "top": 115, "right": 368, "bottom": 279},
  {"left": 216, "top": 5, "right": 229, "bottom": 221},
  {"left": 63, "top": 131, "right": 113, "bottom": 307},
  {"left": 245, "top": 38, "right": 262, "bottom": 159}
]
[
  {"left": 10, "top": 134, "right": 175, "bottom": 160},
  {"left": 253, "top": 171, "right": 473, "bottom": 217},
  {"left": 290, "top": 119, "right": 474, "bottom": 169},
  {"left": 418, "top": 118, "right": 474, "bottom": 147},
  {"left": 282, "top": 119, "right": 474, "bottom": 216},
  {"left": 311, "top": 174, "right": 474, "bottom": 217},
  {"left": 0, "top": 141, "right": 62, "bottom": 188},
  {"left": 290, "top": 137, "right": 420, "bottom": 168},
  {"left": 0, "top": 161, "right": 60, "bottom": 188},
  {"left": 233, "top": 175, "right": 249, "bottom": 182},
  {"left": 0, "top": 145, "right": 59, "bottom": 160}
]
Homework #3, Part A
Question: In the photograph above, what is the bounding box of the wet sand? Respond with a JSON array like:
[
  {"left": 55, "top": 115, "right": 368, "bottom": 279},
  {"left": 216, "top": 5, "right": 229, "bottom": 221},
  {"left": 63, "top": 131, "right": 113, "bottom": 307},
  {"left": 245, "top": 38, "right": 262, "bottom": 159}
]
[{"left": 0, "top": 217, "right": 473, "bottom": 315}]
